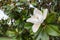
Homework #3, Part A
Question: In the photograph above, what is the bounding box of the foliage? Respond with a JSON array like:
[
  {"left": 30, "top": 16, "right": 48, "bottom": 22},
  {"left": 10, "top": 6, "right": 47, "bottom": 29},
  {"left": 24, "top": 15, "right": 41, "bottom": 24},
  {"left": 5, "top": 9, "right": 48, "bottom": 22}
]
[{"left": 0, "top": 0, "right": 60, "bottom": 40}]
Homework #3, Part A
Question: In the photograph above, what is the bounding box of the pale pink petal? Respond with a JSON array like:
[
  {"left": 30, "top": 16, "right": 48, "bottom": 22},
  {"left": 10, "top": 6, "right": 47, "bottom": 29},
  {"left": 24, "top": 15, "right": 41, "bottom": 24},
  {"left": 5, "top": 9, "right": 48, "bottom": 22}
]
[
  {"left": 26, "top": 17, "right": 39, "bottom": 24},
  {"left": 32, "top": 23, "right": 41, "bottom": 33},
  {"left": 33, "top": 8, "right": 42, "bottom": 15},
  {"left": 43, "top": 9, "right": 48, "bottom": 20}
]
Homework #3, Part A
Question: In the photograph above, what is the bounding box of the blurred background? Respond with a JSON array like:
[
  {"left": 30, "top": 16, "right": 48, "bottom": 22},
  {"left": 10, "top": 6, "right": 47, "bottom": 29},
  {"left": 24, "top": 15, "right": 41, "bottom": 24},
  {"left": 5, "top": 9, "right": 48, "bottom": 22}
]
[{"left": 0, "top": 0, "right": 60, "bottom": 40}]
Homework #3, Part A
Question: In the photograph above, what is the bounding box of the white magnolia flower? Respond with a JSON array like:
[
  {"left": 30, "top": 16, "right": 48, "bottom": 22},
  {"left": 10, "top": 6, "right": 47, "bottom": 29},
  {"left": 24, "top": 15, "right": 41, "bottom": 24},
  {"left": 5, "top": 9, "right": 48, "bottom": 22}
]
[
  {"left": 26, "top": 8, "right": 48, "bottom": 33},
  {"left": 0, "top": 9, "right": 9, "bottom": 20}
]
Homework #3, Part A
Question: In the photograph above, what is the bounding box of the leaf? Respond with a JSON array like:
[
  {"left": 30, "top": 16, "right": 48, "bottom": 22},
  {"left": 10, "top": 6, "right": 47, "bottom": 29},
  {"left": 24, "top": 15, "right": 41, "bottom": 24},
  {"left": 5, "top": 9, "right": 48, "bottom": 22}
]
[
  {"left": 58, "top": 16, "right": 60, "bottom": 22},
  {"left": 34, "top": 26, "right": 42, "bottom": 40},
  {"left": 20, "top": 0, "right": 27, "bottom": 2},
  {"left": 41, "top": 32, "right": 49, "bottom": 40},
  {"left": 6, "top": 31, "right": 15, "bottom": 37},
  {"left": 24, "top": 23, "right": 33, "bottom": 27},
  {"left": 35, "top": 29, "right": 49, "bottom": 40},
  {"left": 45, "top": 25, "right": 60, "bottom": 36},
  {"left": 46, "top": 12, "right": 57, "bottom": 23},
  {"left": 24, "top": 23, "right": 33, "bottom": 30}
]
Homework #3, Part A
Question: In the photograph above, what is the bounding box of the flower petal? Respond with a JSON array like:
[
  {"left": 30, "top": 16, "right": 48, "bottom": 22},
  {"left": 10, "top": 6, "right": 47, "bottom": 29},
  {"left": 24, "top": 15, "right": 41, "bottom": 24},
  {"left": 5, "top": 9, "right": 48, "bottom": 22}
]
[
  {"left": 32, "top": 23, "right": 41, "bottom": 33},
  {"left": 33, "top": 8, "right": 42, "bottom": 15},
  {"left": 43, "top": 9, "right": 48, "bottom": 20},
  {"left": 0, "top": 10, "right": 9, "bottom": 20},
  {"left": 29, "top": 4, "right": 35, "bottom": 8},
  {"left": 26, "top": 16, "right": 39, "bottom": 24}
]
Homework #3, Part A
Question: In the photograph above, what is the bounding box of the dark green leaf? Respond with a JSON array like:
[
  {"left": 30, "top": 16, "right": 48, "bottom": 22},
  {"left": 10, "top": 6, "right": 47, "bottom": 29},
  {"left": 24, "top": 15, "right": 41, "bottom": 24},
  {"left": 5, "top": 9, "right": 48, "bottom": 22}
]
[
  {"left": 46, "top": 25, "right": 60, "bottom": 36},
  {"left": 41, "top": 32, "right": 49, "bottom": 40},
  {"left": 46, "top": 12, "right": 57, "bottom": 23},
  {"left": 36, "top": 30, "right": 49, "bottom": 40}
]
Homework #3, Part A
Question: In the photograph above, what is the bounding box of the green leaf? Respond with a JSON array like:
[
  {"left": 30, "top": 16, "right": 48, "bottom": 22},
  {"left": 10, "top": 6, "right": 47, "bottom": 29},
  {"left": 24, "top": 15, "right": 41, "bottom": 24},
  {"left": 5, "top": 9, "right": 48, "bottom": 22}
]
[
  {"left": 0, "top": 37, "right": 16, "bottom": 40},
  {"left": 35, "top": 29, "right": 49, "bottom": 40},
  {"left": 46, "top": 12, "right": 57, "bottom": 23},
  {"left": 46, "top": 25, "right": 60, "bottom": 36},
  {"left": 34, "top": 26, "right": 42, "bottom": 40},
  {"left": 24, "top": 23, "right": 33, "bottom": 30},
  {"left": 20, "top": 0, "right": 27, "bottom": 2},
  {"left": 58, "top": 16, "right": 60, "bottom": 22},
  {"left": 6, "top": 31, "right": 15, "bottom": 37},
  {"left": 41, "top": 32, "right": 49, "bottom": 40}
]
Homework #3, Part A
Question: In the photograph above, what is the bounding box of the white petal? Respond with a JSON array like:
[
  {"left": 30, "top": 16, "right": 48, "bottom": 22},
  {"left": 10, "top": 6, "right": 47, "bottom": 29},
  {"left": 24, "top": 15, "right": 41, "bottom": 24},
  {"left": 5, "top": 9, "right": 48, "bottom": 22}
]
[
  {"left": 26, "top": 8, "right": 44, "bottom": 24},
  {"left": 29, "top": 4, "right": 35, "bottom": 8},
  {"left": 34, "top": 14, "right": 44, "bottom": 23},
  {"left": 43, "top": 9, "right": 48, "bottom": 20},
  {"left": 33, "top": 8, "right": 42, "bottom": 15},
  {"left": 3, "top": 14, "right": 8, "bottom": 20},
  {"left": 32, "top": 23, "right": 41, "bottom": 33},
  {"left": 0, "top": 9, "right": 9, "bottom": 20},
  {"left": 26, "top": 16, "right": 39, "bottom": 24}
]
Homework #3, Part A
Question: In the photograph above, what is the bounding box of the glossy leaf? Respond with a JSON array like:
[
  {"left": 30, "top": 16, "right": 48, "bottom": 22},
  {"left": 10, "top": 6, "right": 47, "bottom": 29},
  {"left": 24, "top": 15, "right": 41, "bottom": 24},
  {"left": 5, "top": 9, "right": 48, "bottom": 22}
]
[
  {"left": 36, "top": 30, "right": 49, "bottom": 40},
  {"left": 46, "top": 25, "right": 60, "bottom": 36},
  {"left": 46, "top": 12, "right": 57, "bottom": 23}
]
